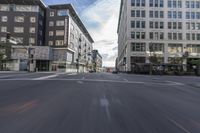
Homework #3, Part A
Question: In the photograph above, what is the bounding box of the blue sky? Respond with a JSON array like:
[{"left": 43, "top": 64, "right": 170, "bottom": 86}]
[{"left": 44, "top": 0, "right": 120, "bottom": 67}]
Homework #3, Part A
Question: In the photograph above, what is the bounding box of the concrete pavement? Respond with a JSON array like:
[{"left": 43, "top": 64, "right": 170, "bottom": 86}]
[{"left": 0, "top": 72, "right": 200, "bottom": 133}]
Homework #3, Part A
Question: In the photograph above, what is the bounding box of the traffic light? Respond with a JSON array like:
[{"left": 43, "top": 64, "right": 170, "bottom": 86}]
[{"left": 6, "top": 32, "right": 11, "bottom": 40}]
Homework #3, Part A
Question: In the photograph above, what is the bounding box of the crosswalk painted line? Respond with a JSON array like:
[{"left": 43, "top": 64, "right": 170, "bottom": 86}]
[{"left": 33, "top": 74, "right": 58, "bottom": 80}]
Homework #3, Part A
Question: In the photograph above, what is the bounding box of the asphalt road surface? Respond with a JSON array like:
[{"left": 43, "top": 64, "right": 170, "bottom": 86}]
[{"left": 0, "top": 72, "right": 200, "bottom": 133}]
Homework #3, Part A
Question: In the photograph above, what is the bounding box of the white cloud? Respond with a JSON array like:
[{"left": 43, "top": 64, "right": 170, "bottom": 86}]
[{"left": 81, "top": 0, "right": 120, "bottom": 67}]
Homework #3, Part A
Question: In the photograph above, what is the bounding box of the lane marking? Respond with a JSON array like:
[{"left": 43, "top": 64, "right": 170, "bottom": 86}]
[
  {"left": 123, "top": 78, "right": 129, "bottom": 82},
  {"left": 33, "top": 74, "right": 58, "bottom": 80},
  {"left": 67, "top": 73, "right": 77, "bottom": 76},
  {"left": 77, "top": 81, "right": 83, "bottom": 84},
  {"left": 166, "top": 81, "right": 184, "bottom": 85},
  {"left": 166, "top": 117, "right": 191, "bottom": 133},
  {"left": 100, "top": 95, "right": 111, "bottom": 121},
  {"left": 0, "top": 73, "right": 38, "bottom": 79},
  {"left": 0, "top": 78, "right": 184, "bottom": 86}
]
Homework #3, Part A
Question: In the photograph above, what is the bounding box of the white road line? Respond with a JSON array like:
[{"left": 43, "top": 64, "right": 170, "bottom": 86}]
[
  {"left": 100, "top": 95, "right": 111, "bottom": 121},
  {"left": 0, "top": 73, "right": 37, "bottom": 78},
  {"left": 166, "top": 117, "right": 191, "bottom": 133},
  {"left": 33, "top": 74, "right": 58, "bottom": 80},
  {"left": 166, "top": 81, "right": 185, "bottom": 85},
  {"left": 67, "top": 73, "right": 77, "bottom": 76},
  {"left": 0, "top": 78, "right": 184, "bottom": 86},
  {"left": 123, "top": 78, "right": 129, "bottom": 82}
]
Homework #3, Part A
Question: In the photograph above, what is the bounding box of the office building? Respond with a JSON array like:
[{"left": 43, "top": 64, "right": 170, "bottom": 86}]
[
  {"left": 117, "top": 0, "right": 200, "bottom": 72},
  {"left": 0, "top": 0, "right": 94, "bottom": 72}
]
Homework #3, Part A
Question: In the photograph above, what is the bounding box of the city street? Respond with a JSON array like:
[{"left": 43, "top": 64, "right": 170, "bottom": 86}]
[{"left": 0, "top": 72, "right": 200, "bottom": 133}]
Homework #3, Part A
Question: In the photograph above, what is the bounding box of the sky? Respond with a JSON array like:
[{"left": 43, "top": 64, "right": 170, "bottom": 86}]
[{"left": 44, "top": 0, "right": 121, "bottom": 67}]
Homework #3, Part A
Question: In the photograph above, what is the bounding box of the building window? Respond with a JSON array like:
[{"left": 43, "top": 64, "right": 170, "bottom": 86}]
[
  {"left": 168, "top": 22, "right": 172, "bottom": 29},
  {"left": 150, "top": 21, "right": 154, "bottom": 28},
  {"left": 136, "top": 21, "right": 140, "bottom": 28},
  {"left": 55, "top": 40, "right": 64, "bottom": 46},
  {"left": 173, "top": 0, "right": 177, "bottom": 8},
  {"left": 186, "top": 12, "right": 190, "bottom": 19},
  {"left": 160, "top": 32, "right": 164, "bottom": 40},
  {"left": 141, "top": 21, "right": 145, "bottom": 28},
  {"left": 178, "top": 33, "right": 182, "bottom": 40},
  {"left": 49, "top": 31, "right": 54, "bottom": 36},
  {"left": 160, "top": 11, "right": 164, "bottom": 18},
  {"left": 187, "top": 44, "right": 200, "bottom": 53},
  {"left": 173, "top": 22, "right": 177, "bottom": 29},
  {"left": 49, "top": 41, "right": 53, "bottom": 46},
  {"left": 168, "top": 11, "right": 172, "bottom": 18},
  {"left": 192, "top": 33, "right": 196, "bottom": 40},
  {"left": 155, "top": 32, "right": 159, "bottom": 40},
  {"left": 168, "top": 44, "right": 183, "bottom": 53},
  {"left": 150, "top": 32, "right": 154, "bottom": 39},
  {"left": 178, "top": 12, "right": 182, "bottom": 19},
  {"left": 29, "top": 38, "right": 35, "bottom": 44},
  {"left": 141, "top": 32, "right": 145, "bottom": 39},
  {"left": 136, "top": 10, "right": 140, "bottom": 17},
  {"left": 131, "top": 43, "right": 146, "bottom": 52},
  {"left": 14, "top": 27, "right": 24, "bottom": 33},
  {"left": 131, "top": 10, "right": 135, "bottom": 17},
  {"left": 131, "top": 21, "right": 135, "bottom": 28},
  {"left": 150, "top": 0, "right": 153, "bottom": 7},
  {"left": 178, "top": 22, "right": 182, "bottom": 29},
  {"left": 155, "top": 11, "right": 159, "bottom": 18},
  {"left": 150, "top": 11, "right": 154, "bottom": 18},
  {"left": 1, "top": 27, "right": 7, "bottom": 32},
  {"left": 191, "top": 23, "right": 195, "bottom": 30},
  {"left": 160, "top": 0, "right": 164, "bottom": 7},
  {"left": 197, "top": 34, "right": 200, "bottom": 40},
  {"left": 173, "top": 11, "right": 177, "bottom": 18},
  {"left": 50, "top": 11, "right": 54, "bottom": 17},
  {"left": 1, "top": 16, "right": 7, "bottom": 22},
  {"left": 186, "top": 22, "right": 190, "bottom": 30},
  {"left": 186, "top": 33, "right": 190, "bottom": 40},
  {"left": 178, "top": 0, "right": 182, "bottom": 8},
  {"left": 57, "top": 10, "right": 68, "bottom": 16},
  {"left": 149, "top": 43, "right": 164, "bottom": 52},
  {"left": 197, "top": 23, "right": 200, "bottom": 30},
  {"left": 14, "top": 16, "right": 24, "bottom": 22},
  {"left": 155, "top": 0, "right": 158, "bottom": 7},
  {"left": 136, "top": 0, "right": 140, "bottom": 6},
  {"left": 186, "top": 1, "right": 190, "bottom": 8},
  {"left": 131, "top": 32, "right": 135, "bottom": 39},
  {"left": 168, "top": 0, "right": 172, "bottom": 7},
  {"left": 131, "top": 0, "right": 135, "bottom": 6},
  {"left": 49, "top": 21, "right": 54, "bottom": 26},
  {"left": 56, "top": 20, "right": 65, "bottom": 26},
  {"left": 168, "top": 33, "right": 172, "bottom": 40},
  {"left": 141, "top": 0, "right": 145, "bottom": 6},
  {"left": 191, "top": 12, "right": 195, "bottom": 19},
  {"left": 196, "top": 12, "right": 200, "bottom": 19},
  {"left": 30, "top": 17, "right": 36, "bottom": 23},
  {"left": 173, "top": 33, "right": 177, "bottom": 40},
  {"left": 136, "top": 32, "right": 140, "bottom": 39},
  {"left": 29, "top": 27, "right": 35, "bottom": 33},
  {"left": 160, "top": 22, "right": 164, "bottom": 29},
  {"left": 141, "top": 10, "right": 145, "bottom": 18},
  {"left": 191, "top": 1, "right": 195, "bottom": 8},
  {"left": 197, "top": 1, "right": 200, "bottom": 8},
  {"left": 155, "top": 22, "right": 158, "bottom": 29}
]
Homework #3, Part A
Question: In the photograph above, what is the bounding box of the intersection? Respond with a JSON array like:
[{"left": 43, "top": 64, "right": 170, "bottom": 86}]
[{"left": 0, "top": 72, "right": 200, "bottom": 133}]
